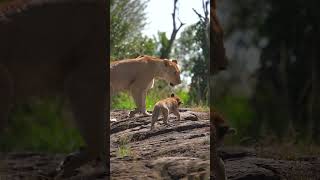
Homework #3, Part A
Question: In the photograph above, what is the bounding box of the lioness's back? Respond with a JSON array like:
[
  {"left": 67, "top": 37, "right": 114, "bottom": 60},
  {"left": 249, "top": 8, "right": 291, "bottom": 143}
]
[{"left": 110, "top": 58, "right": 155, "bottom": 86}]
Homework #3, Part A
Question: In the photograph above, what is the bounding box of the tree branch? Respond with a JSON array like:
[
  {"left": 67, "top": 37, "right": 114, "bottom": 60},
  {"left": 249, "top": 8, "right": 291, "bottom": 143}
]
[
  {"left": 160, "top": 0, "right": 185, "bottom": 59},
  {"left": 193, "top": 8, "right": 204, "bottom": 21},
  {"left": 193, "top": 0, "right": 210, "bottom": 23}
]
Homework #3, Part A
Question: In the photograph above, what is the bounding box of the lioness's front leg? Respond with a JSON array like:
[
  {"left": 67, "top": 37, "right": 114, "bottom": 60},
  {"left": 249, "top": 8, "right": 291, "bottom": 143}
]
[
  {"left": 58, "top": 63, "right": 107, "bottom": 177},
  {"left": 140, "top": 89, "right": 151, "bottom": 116},
  {"left": 130, "top": 88, "right": 150, "bottom": 117}
]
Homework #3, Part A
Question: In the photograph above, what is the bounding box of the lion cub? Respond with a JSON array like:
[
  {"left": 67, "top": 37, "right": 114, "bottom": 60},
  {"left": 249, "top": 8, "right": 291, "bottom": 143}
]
[
  {"left": 211, "top": 108, "right": 236, "bottom": 180},
  {"left": 151, "top": 93, "right": 182, "bottom": 130}
]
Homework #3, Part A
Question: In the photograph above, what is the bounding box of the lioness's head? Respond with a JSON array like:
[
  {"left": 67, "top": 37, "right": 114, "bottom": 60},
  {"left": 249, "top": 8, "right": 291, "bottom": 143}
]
[
  {"left": 170, "top": 93, "right": 182, "bottom": 106},
  {"left": 163, "top": 59, "right": 181, "bottom": 86}
]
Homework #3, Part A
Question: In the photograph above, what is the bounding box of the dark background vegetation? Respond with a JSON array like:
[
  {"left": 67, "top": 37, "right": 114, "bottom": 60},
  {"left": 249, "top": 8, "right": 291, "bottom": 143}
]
[{"left": 214, "top": 0, "right": 320, "bottom": 153}]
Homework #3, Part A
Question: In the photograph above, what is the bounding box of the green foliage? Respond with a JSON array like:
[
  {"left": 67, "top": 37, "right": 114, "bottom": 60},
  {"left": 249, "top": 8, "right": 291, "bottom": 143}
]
[
  {"left": 0, "top": 99, "right": 83, "bottom": 153},
  {"left": 156, "top": 32, "right": 170, "bottom": 57},
  {"left": 219, "top": 0, "right": 320, "bottom": 143},
  {"left": 111, "top": 0, "right": 156, "bottom": 60},
  {"left": 110, "top": 0, "right": 147, "bottom": 50},
  {"left": 246, "top": 0, "right": 320, "bottom": 142},
  {"left": 111, "top": 35, "right": 156, "bottom": 60},
  {"left": 175, "top": 23, "right": 209, "bottom": 105},
  {"left": 111, "top": 92, "right": 135, "bottom": 110},
  {"left": 214, "top": 96, "right": 254, "bottom": 142}
]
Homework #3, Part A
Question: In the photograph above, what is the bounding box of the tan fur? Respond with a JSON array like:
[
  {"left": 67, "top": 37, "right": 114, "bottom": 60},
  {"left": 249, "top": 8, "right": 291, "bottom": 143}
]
[
  {"left": 111, "top": 55, "right": 181, "bottom": 117},
  {"left": 150, "top": 93, "right": 182, "bottom": 130},
  {"left": 0, "top": 1, "right": 107, "bottom": 177},
  {"left": 211, "top": 108, "right": 236, "bottom": 180}
]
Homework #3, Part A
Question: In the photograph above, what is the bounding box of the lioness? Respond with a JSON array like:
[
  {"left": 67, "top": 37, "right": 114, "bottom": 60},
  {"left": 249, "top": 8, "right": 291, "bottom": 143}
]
[
  {"left": 151, "top": 93, "right": 182, "bottom": 130},
  {"left": 110, "top": 55, "right": 181, "bottom": 117},
  {"left": 211, "top": 108, "right": 236, "bottom": 180},
  {"left": 0, "top": 0, "right": 107, "bottom": 177}
]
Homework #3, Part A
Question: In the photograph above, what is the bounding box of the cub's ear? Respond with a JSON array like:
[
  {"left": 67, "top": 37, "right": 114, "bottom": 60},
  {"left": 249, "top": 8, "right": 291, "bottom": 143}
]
[
  {"left": 164, "top": 60, "right": 170, "bottom": 67},
  {"left": 172, "top": 59, "right": 178, "bottom": 64},
  {"left": 171, "top": 93, "right": 175, "bottom": 97}
]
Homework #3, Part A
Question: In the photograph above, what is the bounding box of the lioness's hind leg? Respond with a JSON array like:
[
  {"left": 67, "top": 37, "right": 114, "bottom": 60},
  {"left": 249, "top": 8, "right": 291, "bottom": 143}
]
[
  {"left": 0, "top": 65, "right": 13, "bottom": 134},
  {"left": 60, "top": 64, "right": 107, "bottom": 177}
]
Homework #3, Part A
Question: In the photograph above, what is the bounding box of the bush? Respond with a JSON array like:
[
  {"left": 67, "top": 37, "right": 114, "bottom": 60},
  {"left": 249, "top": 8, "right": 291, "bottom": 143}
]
[
  {"left": 0, "top": 98, "right": 83, "bottom": 153},
  {"left": 214, "top": 96, "right": 255, "bottom": 144}
]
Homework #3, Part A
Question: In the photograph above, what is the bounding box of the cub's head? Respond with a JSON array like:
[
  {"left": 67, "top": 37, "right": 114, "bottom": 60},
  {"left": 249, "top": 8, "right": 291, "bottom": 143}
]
[
  {"left": 211, "top": 108, "right": 236, "bottom": 145},
  {"left": 170, "top": 93, "right": 182, "bottom": 106},
  {"left": 163, "top": 59, "right": 181, "bottom": 86}
]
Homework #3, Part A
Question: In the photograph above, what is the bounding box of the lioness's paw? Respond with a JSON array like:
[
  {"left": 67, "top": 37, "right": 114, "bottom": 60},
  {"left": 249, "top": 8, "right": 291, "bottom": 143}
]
[{"left": 143, "top": 111, "right": 152, "bottom": 116}]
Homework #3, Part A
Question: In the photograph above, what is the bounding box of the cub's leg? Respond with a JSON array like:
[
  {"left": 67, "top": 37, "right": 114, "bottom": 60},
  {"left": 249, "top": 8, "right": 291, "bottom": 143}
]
[
  {"left": 58, "top": 63, "right": 107, "bottom": 177},
  {"left": 172, "top": 109, "right": 181, "bottom": 121},
  {"left": 161, "top": 108, "right": 169, "bottom": 125},
  {"left": 150, "top": 106, "right": 160, "bottom": 130},
  {"left": 0, "top": 65, "right": 13, "bottom": 133}
]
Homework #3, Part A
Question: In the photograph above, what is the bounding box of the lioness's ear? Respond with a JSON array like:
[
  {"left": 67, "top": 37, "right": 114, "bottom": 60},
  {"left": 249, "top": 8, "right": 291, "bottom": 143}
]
[
  {"left": 164, "top": 60, "right": 170, "bottom": 67},
  {"left": 171, "top": 93, "right": 175, "bottom": 97},
  {"left": 172, "top": 59, "right": 177, "bottom": 64}
]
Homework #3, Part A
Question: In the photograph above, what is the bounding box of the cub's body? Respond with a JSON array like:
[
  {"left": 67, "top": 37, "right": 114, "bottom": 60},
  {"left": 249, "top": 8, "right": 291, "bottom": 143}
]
[{"left": 151, "top": 94, "right": 182, "bottom": 130}]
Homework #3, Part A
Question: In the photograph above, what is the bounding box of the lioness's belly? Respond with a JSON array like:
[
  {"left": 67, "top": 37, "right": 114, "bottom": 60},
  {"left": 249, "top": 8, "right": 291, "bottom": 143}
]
[{"left": 110, "top": 63, "right": 139, "bottom": 92}]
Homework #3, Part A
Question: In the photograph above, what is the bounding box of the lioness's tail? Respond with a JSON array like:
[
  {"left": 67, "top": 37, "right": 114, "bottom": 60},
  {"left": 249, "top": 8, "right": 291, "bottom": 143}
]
[{"left": 151, "top": 105, "right": 160, "bottom": 130}]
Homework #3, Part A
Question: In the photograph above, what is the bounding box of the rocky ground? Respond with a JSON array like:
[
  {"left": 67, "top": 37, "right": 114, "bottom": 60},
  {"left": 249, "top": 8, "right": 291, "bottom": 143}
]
[
  {"left": 0, "top": 152, "right": 107, "bottom": 179},
  {"left": 0, "top": 109, "right": 319, "bottom": 179},
  {"left": 110, "top": 109, "right": 320, "bottom": 180},
  {"left": 110, "top": 109, "right": 211, "bottom": 180}
]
